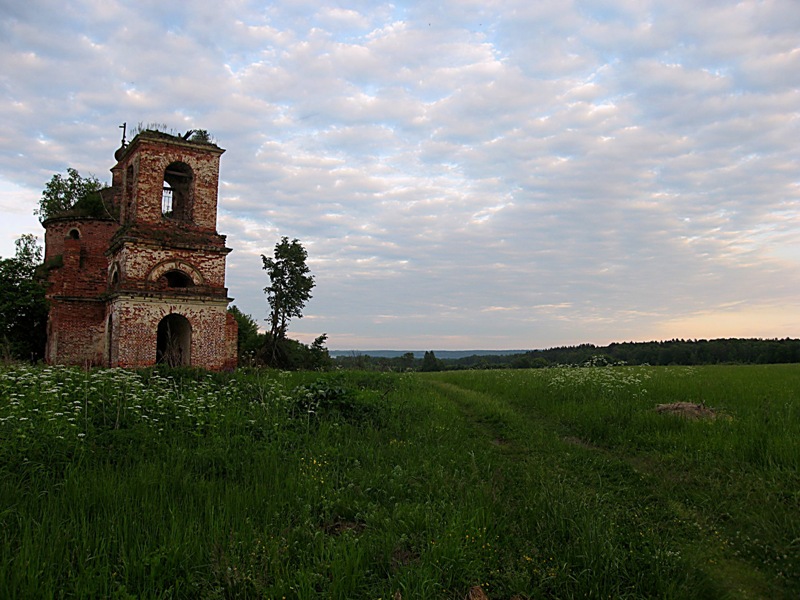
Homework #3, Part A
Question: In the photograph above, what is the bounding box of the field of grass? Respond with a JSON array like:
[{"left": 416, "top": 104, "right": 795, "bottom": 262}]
[{"left": 0, "top": 363, "right": 797, "bottom": 598}]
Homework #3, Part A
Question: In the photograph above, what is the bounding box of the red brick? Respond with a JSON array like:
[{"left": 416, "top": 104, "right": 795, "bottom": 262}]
[{"left": 44, "top": 130, "right": 238, "bottom": 370}]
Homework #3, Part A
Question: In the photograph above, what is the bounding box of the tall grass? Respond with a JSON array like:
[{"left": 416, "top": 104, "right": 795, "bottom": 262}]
[
  {"left": 1, "top": 364, "right": 797, "bottom": 598},
  {"left": 429, "top": 364, "right": 800, "bottom": 597}
]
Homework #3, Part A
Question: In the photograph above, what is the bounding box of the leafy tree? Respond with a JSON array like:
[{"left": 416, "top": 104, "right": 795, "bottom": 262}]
[
  {"left": 188, "top": 129, "right": 212, "bottom": 143},
  {"left": 0, "top": 235, "right": 48, "bottom": 361},
  {"left": 308, "top": 333, "right": 331, "bottom": 370},
  {"left": 227, "top": 305, "right": 263, "bottom": 364},
  {"left": 36, "top": 168, "right": 104, "bottom": 222},
  {"left": 398, "top": 352, "right": 416, "bottom": 371},
  {"left": 420, "top": 350, "right": 442, "bottom": 372},
  {"left": 227, "top": 305, "right": 330, "bottom": 371},
  {"left": 14, "top": 233, "right": 42, "bottom": 266},
  {"left": 250, "top": 333, "right": 330, "bottom": 370},
  {"left": 262, "top": 237, "right": 315, "bottom": 364}
]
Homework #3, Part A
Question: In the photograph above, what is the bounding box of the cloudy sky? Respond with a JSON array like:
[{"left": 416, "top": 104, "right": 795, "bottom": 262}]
[{"left": 1, "top": 0, "right": 799, "bottom": 350}]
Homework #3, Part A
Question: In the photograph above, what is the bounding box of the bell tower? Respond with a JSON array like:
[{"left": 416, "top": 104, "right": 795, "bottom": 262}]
[{"left": 105, "top": 130, "right": 237, "bottom": 369}]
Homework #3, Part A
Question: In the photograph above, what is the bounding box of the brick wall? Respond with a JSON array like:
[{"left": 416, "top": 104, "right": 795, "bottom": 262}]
[
  {"left": 44, "top": 218, "right": 118, "bottom": 365},
  {"left": 44, "top": 219, "right": 118, "bottom": 296},
  {"left": 113, "top": 243, "right": 229, "bottom": 291},
  {"left": 46, "top": 300, "right": 108, "bottom": 366},
  {"left": 110, "top": 296, "right": 235, "bottom": 370}
]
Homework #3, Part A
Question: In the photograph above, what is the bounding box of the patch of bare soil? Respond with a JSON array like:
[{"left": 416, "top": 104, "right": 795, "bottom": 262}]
[
  {"left": 465, "top": 586, "right": 489, "bottom": 600},
  {"left": 322, "top": 520, "right": 365, "bottom": 536},
  {"left": 563, "top": 435, "right": 599, "bottom": 450},
  {"left": 395, "top": 587, "right": 520, "bottom": 600},
  {"left": 655, "top": 402, "right": 719, "bottom": 420},
  {"left": 390, "top": 547, "right": 419, "bottom": 570}
]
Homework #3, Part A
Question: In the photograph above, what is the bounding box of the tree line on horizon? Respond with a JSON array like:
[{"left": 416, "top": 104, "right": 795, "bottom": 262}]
[{"left": 332, "top": 338, "right": 800, "bottom": 371}]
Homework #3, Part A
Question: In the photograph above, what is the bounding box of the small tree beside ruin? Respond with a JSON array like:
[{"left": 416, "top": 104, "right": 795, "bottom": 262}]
[
  {"left": 262, "top": 237, "right": 315, "bottom": 366},
  {"left": 0, "top": 235, "right": 48, "bottom": 361}
]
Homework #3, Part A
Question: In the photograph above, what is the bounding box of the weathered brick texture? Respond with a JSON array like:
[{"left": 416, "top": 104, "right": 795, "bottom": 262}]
[
  {"left": 115, "top": 134, "right": 222, "bottom": 230},
  {"left": 44, "top": 130, "right": 237, "bottom": 370},
  {"left": 46, "top": 299, "right": 107, "bottom": 366},
  {"left": 109, "top": 297, "right": 232, "bottom": 370}
]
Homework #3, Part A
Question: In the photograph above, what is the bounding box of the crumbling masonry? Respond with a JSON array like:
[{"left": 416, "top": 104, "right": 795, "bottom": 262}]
[{"left": 43, "top": 130, "right": 238, "bottom": 370}]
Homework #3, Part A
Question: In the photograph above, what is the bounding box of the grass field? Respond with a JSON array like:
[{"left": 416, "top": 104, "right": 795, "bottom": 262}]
[{"left": 0, "top": 364, "right": 797, "bottom": 599}]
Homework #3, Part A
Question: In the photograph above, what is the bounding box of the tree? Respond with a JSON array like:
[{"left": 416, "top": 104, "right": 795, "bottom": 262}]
[
  {"left": 261, "top": 237, "right": 315, "bottom": 364},
  {"left": 269, "top": 334, "right": 331, "bottom": 370},
  {"left": 398, "top": 352, "right": 416, "bottom": 371},
  {"left": 36, "top": 168, "right": 104, "bottom": 222},
  {"left": 0, "top": 235, "right": 48, "bottom": 361},
  {"left": 308, "top": 333, "right": 331, "bottom": 370},
  {"left": 420, "top": 350, "right": 442, "bottom": 372},
  {"left": 188, "top": 129, "right": 212, "bottom": 143},
  {"left": 228, "top": 305, "right": 263, "bottom": 363}
]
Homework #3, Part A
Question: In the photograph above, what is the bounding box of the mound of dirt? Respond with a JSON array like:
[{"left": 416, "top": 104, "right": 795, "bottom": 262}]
[
  {"left": 322, "top": 519, "right": 365, "bottom": 536},
  {"left": 465, "top": 586, "right": 489, "bottom": 600},
  {"left": 655, "top": 402, "right": 718, "bottom": 420}
]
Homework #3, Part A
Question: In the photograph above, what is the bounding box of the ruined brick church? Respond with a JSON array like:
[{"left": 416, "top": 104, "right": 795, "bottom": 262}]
[{"left": 42, "top": 129, "right": 238, "bottom": 370}]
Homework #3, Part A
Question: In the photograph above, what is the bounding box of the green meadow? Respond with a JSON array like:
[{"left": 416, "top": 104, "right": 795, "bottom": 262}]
[{"left": 1, "top": 364, "right": 797, "bottom": 599}]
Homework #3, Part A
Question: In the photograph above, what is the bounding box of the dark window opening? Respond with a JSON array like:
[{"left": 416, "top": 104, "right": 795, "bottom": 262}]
[
  {"left": 164, "top": 270, "right": 193, "bottom": 288},
  {"left": 68, "top": 228, "right": 80, "bottom": 240},
  {"left": 162, "top": 162, "right": 193, "bottom": 221}
]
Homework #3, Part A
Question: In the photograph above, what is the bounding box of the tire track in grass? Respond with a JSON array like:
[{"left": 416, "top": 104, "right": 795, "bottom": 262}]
[
  {"left": 428, "top": 381, "right": 530, "bottom": 453},
  {"left": 497, "top": 388, "right": 785, "bottom": 600},
  {"left": 427, "top": 378, "right": 780, "bottom": 600},
  {"left": 427, "top": 379, "right": 697, "bottom": 598},
  {"left": 554, "top": 435, "right": 780, "bottom": 600}
]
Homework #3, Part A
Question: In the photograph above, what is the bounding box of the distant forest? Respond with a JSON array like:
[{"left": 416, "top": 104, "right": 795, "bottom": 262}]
[{"left": 333, "top": 338, "right": 800, "bottom": 371}]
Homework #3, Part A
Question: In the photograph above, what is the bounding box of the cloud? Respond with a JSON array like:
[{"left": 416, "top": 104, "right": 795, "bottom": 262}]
[{"left": 0, "top": 0, "right": 798, "bottom": 349}]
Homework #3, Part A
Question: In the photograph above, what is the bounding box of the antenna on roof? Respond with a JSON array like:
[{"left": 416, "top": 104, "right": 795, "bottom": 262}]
[{"left": 119, "top": 122, "right": 127, "bottom": 147}]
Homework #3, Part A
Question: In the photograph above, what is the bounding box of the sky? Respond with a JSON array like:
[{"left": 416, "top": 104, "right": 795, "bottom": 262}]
[{"left": 1, "top": 0, "right": 799, "bottom": 351}]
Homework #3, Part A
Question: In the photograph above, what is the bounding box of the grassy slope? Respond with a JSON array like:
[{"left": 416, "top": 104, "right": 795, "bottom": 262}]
[{"left": 0, "top": 365, "right": 797, "bottom": 599}]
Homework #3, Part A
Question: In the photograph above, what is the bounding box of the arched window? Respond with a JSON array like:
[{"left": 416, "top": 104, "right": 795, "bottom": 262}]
[
  {"left": 109, "top": 263, "right": 121, "bottom": 289},
  {"left": 162, "top": 162, "right": 194, "bottom": 221},
  {"left": 147, "top": 260, "right": 204, "bottom": 289},
  {"left": 67, "top": 228, "right": 80, "bottom": 240}
]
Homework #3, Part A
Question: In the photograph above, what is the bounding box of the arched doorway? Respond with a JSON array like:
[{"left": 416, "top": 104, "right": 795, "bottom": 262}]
[{"left": 156, "top": 314, "right": 191, "bottom": 367}]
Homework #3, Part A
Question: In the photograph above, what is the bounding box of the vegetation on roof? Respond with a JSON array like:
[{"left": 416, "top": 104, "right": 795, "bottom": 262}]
[
  {"left": 130, "top": 122, "right": 215, "bottom": 145},
  {"left": 37, "top": 168, "right": 116, "bottom": 223}
]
